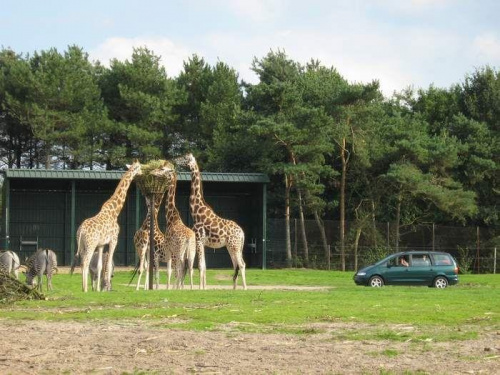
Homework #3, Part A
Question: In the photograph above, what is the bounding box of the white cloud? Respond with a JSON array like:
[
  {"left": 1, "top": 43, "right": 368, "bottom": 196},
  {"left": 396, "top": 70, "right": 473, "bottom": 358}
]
[
  {"left": 89, "top": 36, "right": 192, "bottom": 77},
  {"left": 473, "top": 33, "right": 500, "bottom": 61},
  {"left": 226, "top": 0, "right": 284, "bottom": 22},
  {"left": 373, "top": 0, "right": 453, "bottom": 14}
]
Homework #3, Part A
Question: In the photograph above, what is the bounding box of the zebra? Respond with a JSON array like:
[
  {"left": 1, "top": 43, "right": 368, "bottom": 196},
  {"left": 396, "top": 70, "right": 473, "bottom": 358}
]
[
  {"left": 89, "top": 251, "right": 115, "bottom": 291},
  {"left": 0, "top": 250, "right": 21, "bottom": 279},
  {"left": 25, "top": 249, "right": 58, "bottom": 292}
]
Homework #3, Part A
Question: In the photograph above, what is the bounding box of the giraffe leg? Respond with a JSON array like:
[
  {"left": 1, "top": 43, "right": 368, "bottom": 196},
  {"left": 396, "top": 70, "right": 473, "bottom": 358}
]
[
  {"left": 187, "top": 236, "right": 196, "bottom": 290},
  {"left": 166, "top": 257, "right": 172, "bottom": 290},
  {"left": 176, "top": 256, "right": 185, "bottom": 290},
  {"left": 136, "top": 249, "right": 145, "bottom": 291},
  {"left": 229, "top": 243, "right": 247, "bottom": 290},
  {"left": 238, "top": 255, "right": 247, "bottom": 290},
  {"left": 229, "top": 252, "right": 239, "bottom": 290},
  {"left": 176, "top": 241, "right": 188, "bottom": 290},
  {"left": 236, "top": 242, "right": 247, "bottom": 290},
  {"left": 82, "top": 262, "right": 89, "bottom": 293},
  {"left": 196, "top": 241, "right": 206, "bottom": 290},
  {"left": 106, "top": 231, "right": 119, "bottom": 292},
  {"left": 95, "top": 247, "right": 104, "bottom": 292}
]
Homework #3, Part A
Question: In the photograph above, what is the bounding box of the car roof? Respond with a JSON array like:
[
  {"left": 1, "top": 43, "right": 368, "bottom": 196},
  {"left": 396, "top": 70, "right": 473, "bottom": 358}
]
[{"left": 394, "top": 251, "right": 451, "bottom": 256}]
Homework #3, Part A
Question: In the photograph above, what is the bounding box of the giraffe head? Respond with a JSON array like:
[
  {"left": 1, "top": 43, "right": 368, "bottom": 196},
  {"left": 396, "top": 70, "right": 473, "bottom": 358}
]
[
  {"left": 150, "top": 160, "right": 175, "bottom": 180},
  {"left": 126, "top": 159, "right": 143, "bottom": 177},
  {"left": 173, "top": 153, "right": 196, "bottom": 170}
]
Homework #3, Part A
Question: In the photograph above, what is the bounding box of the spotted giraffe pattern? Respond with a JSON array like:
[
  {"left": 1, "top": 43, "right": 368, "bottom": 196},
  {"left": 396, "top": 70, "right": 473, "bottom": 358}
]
[
  {"left": 70, "top": 160, "right": 142, "bottom": 292},
  {"left": 134, "top": 162, "right": 177, "bottom": 290},
  {"left": 174, "top": 153, "right": 247, "bottom": 290},
  {"left": 162, "top": 172, "right": 196, "bottom": 289},
  {"left": 134, "top": 192, "right": 168, "bottom": 290}
]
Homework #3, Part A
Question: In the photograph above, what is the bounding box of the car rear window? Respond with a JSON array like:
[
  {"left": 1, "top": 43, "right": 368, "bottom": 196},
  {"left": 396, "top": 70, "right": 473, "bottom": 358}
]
[{"left": 432, "top": 254, "right": 453, "bottom": 266}]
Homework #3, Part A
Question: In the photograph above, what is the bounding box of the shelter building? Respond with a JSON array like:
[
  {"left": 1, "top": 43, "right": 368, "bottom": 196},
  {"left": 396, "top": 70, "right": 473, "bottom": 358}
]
[{"left": 0, "top": 169, "right": 269, "bottom": 268}]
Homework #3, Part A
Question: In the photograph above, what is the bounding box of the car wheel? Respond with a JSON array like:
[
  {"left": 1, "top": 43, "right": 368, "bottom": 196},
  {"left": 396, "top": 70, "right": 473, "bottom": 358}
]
[
  {"left": 368, "top": 276, "right": 384, "bottom": 287},
  {"left": 433, "top": 276, "right": 448, "bottom": 289}
]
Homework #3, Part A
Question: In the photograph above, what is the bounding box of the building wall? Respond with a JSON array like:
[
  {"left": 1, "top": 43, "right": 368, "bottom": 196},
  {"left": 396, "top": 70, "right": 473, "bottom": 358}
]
[{"left": 3, "top": 177, "right": 265, "bottom": 268}]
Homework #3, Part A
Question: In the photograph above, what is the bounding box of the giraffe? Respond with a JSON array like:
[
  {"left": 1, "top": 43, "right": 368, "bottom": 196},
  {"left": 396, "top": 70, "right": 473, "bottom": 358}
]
[
  {"left": 70, "top": 160, "right": 142, "bottom": 292},
  {"left": 174, "top": 153, "right": 247, "bottom": 290},
  {"left": 134, "top": 161, "right": 177, "bottom": 290},
  {"left": 134, "top": 191, "right": 167, "bottom": 290},
  {"left": 163, "top": 172, "right": 196, "bottom": 289}
]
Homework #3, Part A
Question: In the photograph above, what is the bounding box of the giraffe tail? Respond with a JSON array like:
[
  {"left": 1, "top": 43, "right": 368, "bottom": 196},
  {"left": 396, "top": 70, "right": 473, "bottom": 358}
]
[
  {"left": 128, "top": 260, "right": 141, "bottom": 286},
  {"left": 70, "top": 229, "right": 84, "bottom": 275},
  {"left": 69, "top": 254, "right": 80, "bottom": 276},
  {"left": 233, "top": 265, "right": 240, "bottom": 282}
]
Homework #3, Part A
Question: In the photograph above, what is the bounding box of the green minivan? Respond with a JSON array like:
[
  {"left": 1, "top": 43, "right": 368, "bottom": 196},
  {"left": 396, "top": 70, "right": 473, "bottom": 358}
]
[{"left": 353, "top": 251, "right": 459, "bottom": 288}]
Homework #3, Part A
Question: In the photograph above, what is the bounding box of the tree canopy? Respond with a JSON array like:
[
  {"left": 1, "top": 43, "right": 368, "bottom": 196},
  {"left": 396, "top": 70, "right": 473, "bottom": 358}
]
[{"left": 1, "top": 46, "right": 498, "bottom": 240}]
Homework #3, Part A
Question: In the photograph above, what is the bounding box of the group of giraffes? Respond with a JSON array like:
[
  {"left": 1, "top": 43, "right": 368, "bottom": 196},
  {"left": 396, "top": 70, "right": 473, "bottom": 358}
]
[{"left": 71, "top": 153, "right": 247, "bottom": 292}]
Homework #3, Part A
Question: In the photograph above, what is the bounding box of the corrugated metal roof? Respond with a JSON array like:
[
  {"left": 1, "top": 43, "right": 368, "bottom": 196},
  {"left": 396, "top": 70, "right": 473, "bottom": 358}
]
[{"left": 0, "top": 168, "right": 269, "bottom": 183}]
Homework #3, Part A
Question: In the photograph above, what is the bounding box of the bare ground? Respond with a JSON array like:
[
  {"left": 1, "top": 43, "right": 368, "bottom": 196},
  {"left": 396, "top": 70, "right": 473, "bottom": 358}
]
[{"left": 1, "top": 318, "right": 499, "bottom": 374}]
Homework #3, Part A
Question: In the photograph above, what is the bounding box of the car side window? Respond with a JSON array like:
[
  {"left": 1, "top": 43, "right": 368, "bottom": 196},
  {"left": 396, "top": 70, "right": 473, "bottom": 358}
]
[
  {"left": 388, "top": 257, "right": 400, "bottom": 267},
  {"left": 411, "top": 254, "right": 431, "bottom": 266},
  {"left": 432, "top": 254, "right": 452, "bottom": 266}
]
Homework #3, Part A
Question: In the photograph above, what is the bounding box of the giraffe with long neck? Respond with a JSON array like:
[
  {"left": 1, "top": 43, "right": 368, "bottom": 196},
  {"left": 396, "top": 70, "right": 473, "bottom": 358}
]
[
  {"left": 71, "top": 160, "right": 142, "bottom": 292},
  {"left": 163, "top": 172, "right": 196, "bottom": 289},
  {"left": 134, "top": 192, "right": 166, "bottom": 290},
  {"left": 134, "top": 162, "right": 175, "bottom": 290},
  {"left": 174, "top": 153, "right": 247, "bottom": 290}
]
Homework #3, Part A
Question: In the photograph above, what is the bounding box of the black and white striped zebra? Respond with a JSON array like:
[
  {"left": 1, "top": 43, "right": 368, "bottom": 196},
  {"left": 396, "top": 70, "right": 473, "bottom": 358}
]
[
  {"left": 25, "top": 249, "right": 58, "bottom": 292},
  {"left": 89, "top": 251, "right": 114, "bottom": 291},
  {"left": 0, "top": 250, "right": 21, "bottom": 279}
]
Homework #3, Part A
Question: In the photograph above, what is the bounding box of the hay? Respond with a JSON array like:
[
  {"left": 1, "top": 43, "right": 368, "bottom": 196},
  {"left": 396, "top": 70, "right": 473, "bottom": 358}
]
[
  {"left": 140, "top": 159, "right": 175, "bottom": 175},
  {"left": 136, "top": 159, "right": 175, "bottom": 195},
  {"left": 0, "top": 270, "right": 45, "bottom": 303}
]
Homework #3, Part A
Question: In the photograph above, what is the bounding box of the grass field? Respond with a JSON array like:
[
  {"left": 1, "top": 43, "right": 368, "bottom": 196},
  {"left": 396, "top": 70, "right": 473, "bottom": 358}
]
[
  {"left": 2, "top": 269, "right": 499, "bottom": 374},
  {"left": 2, "top": 269, "right": 499, "bottom": 341}
]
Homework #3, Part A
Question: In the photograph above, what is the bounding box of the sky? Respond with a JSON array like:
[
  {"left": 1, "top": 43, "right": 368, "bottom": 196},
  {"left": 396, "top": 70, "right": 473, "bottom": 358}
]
[{"left": 2, "top": 0, "right": 500, "bottom": 96}]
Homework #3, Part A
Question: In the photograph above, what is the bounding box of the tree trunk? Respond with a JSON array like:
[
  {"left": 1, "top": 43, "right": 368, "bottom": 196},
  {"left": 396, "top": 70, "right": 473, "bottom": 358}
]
[
  {"left": 371, "top": 199, "right": 378, "bottom": 247},
  {"left": 297, "top": 189, "right": 309, "bottom": 267},
  {"left": 353, "top": 227, "right": 362, "bottom": 271},
  {"left": 293, "top": 219, "right": 298, "bottom": 267},
  {"left": 395, "top": 191, "right": 402, "bottom": 252},
  {"left": 339, "top": 137, "right": 347, "bottom": 271},
  {"left": 45, "top": 145, "right": 51, "bottom": 169},
  {"left": 314, "top": 211, "right": 329, "bottom": 268},
  {"left": 284, "top": 174, "right": 292, "bottom": 267}
]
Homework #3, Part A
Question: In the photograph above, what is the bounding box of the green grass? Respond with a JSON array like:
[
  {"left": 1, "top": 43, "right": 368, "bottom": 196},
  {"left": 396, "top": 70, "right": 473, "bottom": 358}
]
[{"left": 2, "top": 269, "right": 499, "bottom": 342}]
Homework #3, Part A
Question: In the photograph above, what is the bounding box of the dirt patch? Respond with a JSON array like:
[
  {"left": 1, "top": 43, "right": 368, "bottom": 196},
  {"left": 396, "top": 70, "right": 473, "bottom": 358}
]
[{"left": 0, "top": 320, "right": 498, "bottom": 374}]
